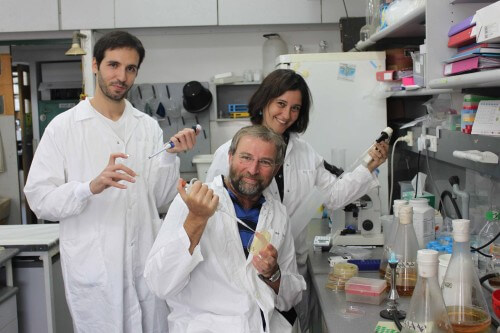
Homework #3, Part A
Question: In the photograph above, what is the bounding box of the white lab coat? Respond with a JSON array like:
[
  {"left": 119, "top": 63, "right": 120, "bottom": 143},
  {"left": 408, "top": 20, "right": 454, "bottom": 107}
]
[
  {"left": 206, "top": 133, "right": 378, "bottom": 329},
  {"left": 144, "top": 175, "right": 306, "bottom": 333},
  {"left": 24, "top": 99, "right": 179, "bottom": 333}
]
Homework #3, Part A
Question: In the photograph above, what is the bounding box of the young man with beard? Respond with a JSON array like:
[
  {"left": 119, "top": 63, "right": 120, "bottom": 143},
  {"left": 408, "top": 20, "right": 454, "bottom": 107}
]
[
  {"left": 24, "top": 31, "right": 198, "bottom": 333},
  {"left": 144, "top": 125, "right": 306, "bottom": 333}
]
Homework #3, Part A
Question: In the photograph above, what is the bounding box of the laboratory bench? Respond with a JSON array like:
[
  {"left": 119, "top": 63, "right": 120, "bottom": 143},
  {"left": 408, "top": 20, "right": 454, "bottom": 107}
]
[
  {"left": 0, "top": 224, "right": 73, "bottom": 333},
  {"left": 0, "top": 248, "right": 20, "bottom": 333},
  {"left": 306, "top": 218, "right": 498, "bottom": 333}
]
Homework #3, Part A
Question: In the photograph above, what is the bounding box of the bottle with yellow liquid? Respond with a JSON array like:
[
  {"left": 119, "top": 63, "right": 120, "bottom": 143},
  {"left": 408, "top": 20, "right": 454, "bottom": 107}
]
[
  {"left": 384, "top": 205, "right": 420, "bottom": 296},
  {"left": 441, "top": 219, "right": 491, "bottom": 333}
]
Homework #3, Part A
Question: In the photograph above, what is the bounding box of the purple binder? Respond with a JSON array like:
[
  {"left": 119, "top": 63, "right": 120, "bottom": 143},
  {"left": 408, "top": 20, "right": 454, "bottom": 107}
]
[{"left": 448, "top": 15, "right": 475, "bottom": 37}]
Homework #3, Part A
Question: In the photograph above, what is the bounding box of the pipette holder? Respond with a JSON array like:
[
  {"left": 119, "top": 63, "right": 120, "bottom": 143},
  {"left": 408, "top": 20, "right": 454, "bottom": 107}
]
[{"left": 380, "top": 260, "right": 406, "bottom": 320}]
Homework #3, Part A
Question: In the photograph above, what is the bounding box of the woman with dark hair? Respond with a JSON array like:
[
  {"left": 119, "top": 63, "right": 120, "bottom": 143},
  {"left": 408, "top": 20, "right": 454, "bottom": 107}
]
[{"left": 206, "top": 69, "right": 388, "bottom": 330}]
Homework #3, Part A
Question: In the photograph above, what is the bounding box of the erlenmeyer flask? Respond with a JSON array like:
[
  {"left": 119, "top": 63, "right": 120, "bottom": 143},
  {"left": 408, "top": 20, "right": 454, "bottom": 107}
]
[
  {"left": 441, "top": 219, "right": 491, "bottom": 333},
  {"left": 401, "top": 249, "right": 453, "bottom": 333},
  {"left": 380, "top": 200, "right": 408, "bottom": 277},
  {"left": 385, "top": 205, "right": 420, "bottom": 296}
]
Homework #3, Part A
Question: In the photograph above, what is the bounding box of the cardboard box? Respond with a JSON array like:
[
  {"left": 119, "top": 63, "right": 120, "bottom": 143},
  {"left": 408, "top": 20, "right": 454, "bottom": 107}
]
[
  {"left": 376, "top": 70, "right": 396, "bottom": 81},
  {"left": 386, "top": 48, "right": 418, "bottom": 71}
]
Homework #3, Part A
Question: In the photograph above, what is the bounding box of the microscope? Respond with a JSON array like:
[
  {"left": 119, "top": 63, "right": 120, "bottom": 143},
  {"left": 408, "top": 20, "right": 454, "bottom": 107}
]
[{"left": 330, "top": 188, "right": 384, "bottom": 246}]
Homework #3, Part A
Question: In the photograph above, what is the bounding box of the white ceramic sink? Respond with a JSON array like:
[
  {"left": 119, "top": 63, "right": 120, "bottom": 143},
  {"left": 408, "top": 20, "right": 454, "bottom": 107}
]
[{"left": 0, "top": 197, "right": 11, "bottom": 222}]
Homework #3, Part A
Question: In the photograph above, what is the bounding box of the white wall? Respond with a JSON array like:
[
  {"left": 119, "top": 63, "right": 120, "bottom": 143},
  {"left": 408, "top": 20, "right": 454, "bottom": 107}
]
[
  {"left": 128, "top": 25, "right": 341, "bottom": 150},
  {"left": 11, "top": 24, "right": 342, "bottom": 151}
]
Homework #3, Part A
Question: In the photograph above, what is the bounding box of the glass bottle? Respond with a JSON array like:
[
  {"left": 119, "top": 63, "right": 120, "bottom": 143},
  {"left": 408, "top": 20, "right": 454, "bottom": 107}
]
[
  {"left": 385, "top": 205, "right": 420, "bottom": 296},
  {"left": 441, "top": 219, "right": 491, "bottom": 333},
  {"left": 486, "top": 243, "right": 500, "bottom": 288},
  {"left": 401, "top": 249, "right": 453, "bottom": 333},
  {"left": 380, "top": 200, "right": 408, "bottom": 277},
  {"left": 477, "top": 210, "right": 500, "bottom": 272},
  {"left": 262, "top": 33, "right": 288, "bottom": 76}
]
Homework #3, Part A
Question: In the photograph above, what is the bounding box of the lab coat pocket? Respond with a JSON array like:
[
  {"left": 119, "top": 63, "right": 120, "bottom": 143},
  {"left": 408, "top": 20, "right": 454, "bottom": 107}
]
[
  {"left": 61, "top": 235, "right": 108, "bottom": 290},
  {"left": 187, "top": 313, "right": 244, "bottom": 333}
]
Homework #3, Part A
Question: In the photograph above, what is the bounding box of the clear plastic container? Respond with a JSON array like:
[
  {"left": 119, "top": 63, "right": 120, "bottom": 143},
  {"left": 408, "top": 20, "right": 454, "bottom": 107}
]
[
  {"left": 401, "top": 249, "right": 453, "bottom": 333},
  {"left": 409, "top": 198, "right": 435, "bottom": 248},
  {"left": 345, "top": 277, "right": 388, "bottom": 305},
  {"left": 262, "top": 33, "right": 288, "bottom": 76},
  {"left": 477, "top": 210, "right": 500, "bottom": 272},
  {"left": 442, "top": 219, "right": 491, "bottom": 333}
]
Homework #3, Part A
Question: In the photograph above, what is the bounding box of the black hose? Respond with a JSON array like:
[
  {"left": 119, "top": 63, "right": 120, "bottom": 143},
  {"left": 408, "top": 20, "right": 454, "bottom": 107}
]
[
  {"left": 479, "top": 272, "right": 500, "bottom": 285},
  {"left": 470, "top": 230, "right": 500, "bottom": 258},
  {"left": 438, "top": 190, "right": 462, "bottom": 219},
  {"left": 392, "top": 310, "right": 403, "bottom": 331}
]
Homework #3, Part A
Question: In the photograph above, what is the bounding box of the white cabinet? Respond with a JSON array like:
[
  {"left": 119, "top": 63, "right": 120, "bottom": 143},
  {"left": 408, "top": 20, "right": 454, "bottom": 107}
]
[
  {"left": 115, "top": 0, "right": 217, "bottom": 28},
  {"left": 322, "top": 0, "right": 367, "bottom": 23},
  {"left": 0, "top": 0, "right": 59, "bottom": 32},
  {"left": 60, "top": 0, "right": 114, "bottom": 30},
  {"left": 218, "top": 0, "right": 321, "bottom": 25}
]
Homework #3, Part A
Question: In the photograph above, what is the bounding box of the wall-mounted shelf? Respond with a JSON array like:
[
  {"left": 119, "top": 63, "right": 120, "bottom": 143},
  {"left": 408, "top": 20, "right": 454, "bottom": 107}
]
[
  {"left": 404, "top": 127, "right": 500, "bottom": 179},
  {"left": 428, "top": 68, "right": 500, "bottom": 89},
  {"left": 390, "top": 88, "right": 453, "bottom": 97},
  {"left": 352, "top": 4, "right": 425, "bottom": 52},
  {"left": 214, "top": 82, "right": 259, "bottom": 121},
  {"left": 449, "top": 0, "right": 496, "bottom": 4}
]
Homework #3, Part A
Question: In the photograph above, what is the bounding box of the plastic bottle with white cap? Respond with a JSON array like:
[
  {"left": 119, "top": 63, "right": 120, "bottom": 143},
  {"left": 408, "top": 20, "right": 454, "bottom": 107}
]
[
  {"left": 409, "top": 198, "right": 435, "bottom": 248},
  {"left": 401, "top": 249, "right": 453, "bottom": 333},
  {"left": 441, "top": 219, "right": 491, "bottom": 332}
]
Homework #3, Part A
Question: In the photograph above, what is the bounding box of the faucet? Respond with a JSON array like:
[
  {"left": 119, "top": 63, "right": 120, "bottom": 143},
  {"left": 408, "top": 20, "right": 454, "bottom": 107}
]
[{"left": 449, "top": 176, "right": 469, "bottom": 219}]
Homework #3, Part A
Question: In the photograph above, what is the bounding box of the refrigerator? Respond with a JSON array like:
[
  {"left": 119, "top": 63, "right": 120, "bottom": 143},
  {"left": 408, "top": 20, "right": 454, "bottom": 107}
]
[{"left": 277, "top": 52, "right": 389, "bottom": 213}]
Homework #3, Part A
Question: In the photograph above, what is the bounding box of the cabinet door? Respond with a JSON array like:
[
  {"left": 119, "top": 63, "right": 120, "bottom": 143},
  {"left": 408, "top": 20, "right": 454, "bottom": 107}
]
[
  {"left": 322, "top": 0, "right": 366, "bottom": 23},
  {"left": 60, "top": 0, "right": 114, "bottom": 29},
  {"left": 0, "top": 0, "right": 59, "bottom": 32},
  {"left": 115, "top": 0, "right": 217, "bottom": 28},
  {"left": 218, "top": 0, "right": 321, "bottom": 25}
]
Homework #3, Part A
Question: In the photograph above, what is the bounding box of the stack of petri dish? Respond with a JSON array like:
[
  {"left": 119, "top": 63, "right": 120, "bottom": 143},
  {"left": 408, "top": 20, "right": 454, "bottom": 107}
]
[{"left": 325, "top": 263, "right": 358, "bottom": 291}]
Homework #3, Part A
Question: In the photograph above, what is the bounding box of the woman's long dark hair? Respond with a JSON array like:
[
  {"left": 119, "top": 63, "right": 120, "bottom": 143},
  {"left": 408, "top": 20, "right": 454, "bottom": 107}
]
[{"left": 249, "top": 69, "right": 312, "bottom": 134}]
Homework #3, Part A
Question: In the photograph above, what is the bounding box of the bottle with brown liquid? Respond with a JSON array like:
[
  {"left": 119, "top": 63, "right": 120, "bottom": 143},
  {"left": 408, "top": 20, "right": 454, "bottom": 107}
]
[
  {"left": 384, "top": 205, "right": 420, "bottom": 296},
  {"left": 441, "top": 219, "right": 491, "bottom": 333},
  {"left": 401, "top": 249, "right": 453, "bottom": 333}
]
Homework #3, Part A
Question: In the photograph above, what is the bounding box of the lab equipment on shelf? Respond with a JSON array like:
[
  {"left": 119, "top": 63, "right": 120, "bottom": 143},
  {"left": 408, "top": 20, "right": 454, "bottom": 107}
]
[
  {"left": 384, "top": 205, "right": 420, "bottom": 296},
  {"left": 401, "top": 249, "right": 453, "bottom": 333},
  {"left": 409, "top": 198, "right": 435, "bottom": 249},
  {"left": 441, "top": 219, "right": 491, "bottom": 333}
]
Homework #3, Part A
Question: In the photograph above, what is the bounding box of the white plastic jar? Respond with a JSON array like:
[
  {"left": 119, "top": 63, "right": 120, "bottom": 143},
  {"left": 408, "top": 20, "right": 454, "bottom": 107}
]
[{"left": 409, "top": 198, "right": 435, "bottom": 248}]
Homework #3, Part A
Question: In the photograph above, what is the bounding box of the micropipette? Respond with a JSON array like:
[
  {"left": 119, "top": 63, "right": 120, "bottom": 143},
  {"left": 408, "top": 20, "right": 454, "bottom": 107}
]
[
  {"left": 148, "top": 124, "right": 202, "bottom": 159},
  {"left": 183, "top": 178, "right": 256, "bottom": 232}
]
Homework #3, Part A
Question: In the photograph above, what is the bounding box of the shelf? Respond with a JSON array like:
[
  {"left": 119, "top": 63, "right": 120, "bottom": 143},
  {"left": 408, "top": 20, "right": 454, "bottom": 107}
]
[
  {"left": 215, "top": 118, "right": 251, "bottom": 122},
  {"left": 428, "top": 68, "right": 500, "bottom": 89},
  {"left": 449, "top": 0, "right": 496, "bottom": 4},
  {"left": 352, "top": 4, "right": 425, "bottom": 51},
  {"left": 403, "top": 127, "right": 500, "bottom": 179},
  {"left": 390, "top": 88, "right": 453, "bottom": 97}
]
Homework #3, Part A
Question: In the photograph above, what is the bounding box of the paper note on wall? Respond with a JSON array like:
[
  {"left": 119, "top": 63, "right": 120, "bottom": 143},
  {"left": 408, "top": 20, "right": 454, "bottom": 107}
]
[{"left": 338, "top": 63, "right": 356, "bottom": 81}]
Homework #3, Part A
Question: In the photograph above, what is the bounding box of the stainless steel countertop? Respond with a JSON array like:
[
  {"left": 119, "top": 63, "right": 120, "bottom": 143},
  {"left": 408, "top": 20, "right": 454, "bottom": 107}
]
[{"left": 306, "top": 218, "right": 497, "bottom": 333}]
